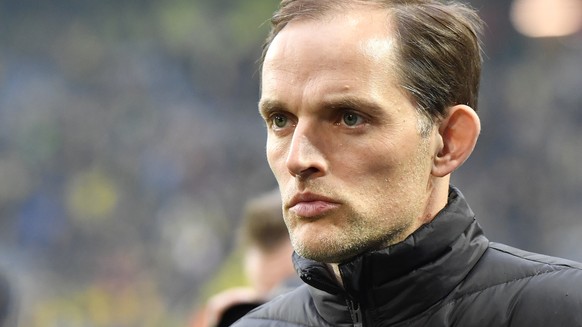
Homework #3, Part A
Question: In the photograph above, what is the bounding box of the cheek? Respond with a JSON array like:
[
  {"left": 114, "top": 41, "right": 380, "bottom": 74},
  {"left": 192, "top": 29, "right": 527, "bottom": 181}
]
[
  {"left": 338, "top": 142, "right": 422, "bottom": 196},
  {"left": 343, "top": 142, "right": 399, "bottom": 178},
  {"left": 266, "top": 137, "right": 288, "bottom": 173}
]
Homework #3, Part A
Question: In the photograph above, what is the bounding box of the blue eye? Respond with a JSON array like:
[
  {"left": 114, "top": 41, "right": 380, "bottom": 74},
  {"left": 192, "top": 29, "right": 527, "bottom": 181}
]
[{"left": 342, "top": 112, "right": 363, "bottom": 126}]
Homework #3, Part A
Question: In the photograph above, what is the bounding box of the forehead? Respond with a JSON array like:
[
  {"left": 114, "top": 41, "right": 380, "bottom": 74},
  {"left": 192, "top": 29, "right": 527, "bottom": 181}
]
[
  {"left": 262, "top": 8, "right": 396, "bottom": 81},
  {"left": 260, "top": 10, "right": 402, "bottom": 115}
]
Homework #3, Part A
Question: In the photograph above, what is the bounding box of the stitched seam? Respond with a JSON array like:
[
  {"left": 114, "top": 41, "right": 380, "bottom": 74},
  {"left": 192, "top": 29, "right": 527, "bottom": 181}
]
[
  {"left": 240, "top": 316, "right": 317, "bottom": 327},
  {"left": 447, "top": 269, "right": 562, "bottom": 304},
  {"left": 490, "top": 244, "right": 582, "bottom": 270}
]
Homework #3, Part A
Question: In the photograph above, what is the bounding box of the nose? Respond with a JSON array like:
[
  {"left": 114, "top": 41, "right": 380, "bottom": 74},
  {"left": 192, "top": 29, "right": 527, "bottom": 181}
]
[{"left": 286, "top": 123, "right": 327, "bottom": 180}]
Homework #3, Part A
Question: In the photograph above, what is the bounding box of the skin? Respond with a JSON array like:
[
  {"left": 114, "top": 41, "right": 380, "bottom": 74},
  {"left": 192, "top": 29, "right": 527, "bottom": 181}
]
[
  {"left": 244, "top": 241, "right": 296, "bottom": 296},
  {"left": 259, "top": 7, "right": 480, "bottom": 267}
]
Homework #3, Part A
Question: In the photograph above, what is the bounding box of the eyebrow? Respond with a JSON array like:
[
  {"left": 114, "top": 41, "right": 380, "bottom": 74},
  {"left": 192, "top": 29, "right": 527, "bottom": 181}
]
[
  {"left": 258, "top": 95, "right": 386, "bottom": 118},
  {"left": 258, "top": 99, "right": 285, "bottom": 119},
  {"left": 321, "top": 96, "right": 385, "bottom": 116}
]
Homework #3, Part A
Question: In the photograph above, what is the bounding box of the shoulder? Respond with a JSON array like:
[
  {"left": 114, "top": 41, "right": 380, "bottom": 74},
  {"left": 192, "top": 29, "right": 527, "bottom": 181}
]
[
  {"left": 490, "top": 243, "right": 582, "bottom": 303},
  {"left": 488, "top": 242, "right": 582, "bottom": 268},
  {"left": 231, "top": 285, "right": 331, "bottom": 327},
  {"left": 459, "top": 242, "right": 582, "bottom": 295},
  {"left": 447, "top": 242, "right": 582, "bottom": 325},
  {"left": 458, "top": 242, "right": 582, "bottom": 288},
  {"left": 485, "top": 242, "right": 582, "bottom": 285}
]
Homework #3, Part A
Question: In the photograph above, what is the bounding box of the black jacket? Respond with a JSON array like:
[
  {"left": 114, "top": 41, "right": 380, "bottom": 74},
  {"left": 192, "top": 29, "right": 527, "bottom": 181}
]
[{"left": 232, "top": 188, "right": 582, "bottom": 326}]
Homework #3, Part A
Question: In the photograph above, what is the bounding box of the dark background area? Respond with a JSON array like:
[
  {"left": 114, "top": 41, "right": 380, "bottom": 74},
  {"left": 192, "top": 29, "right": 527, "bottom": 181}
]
[{"left": 0, "top": 0, "right": 581, "bottom": 325}]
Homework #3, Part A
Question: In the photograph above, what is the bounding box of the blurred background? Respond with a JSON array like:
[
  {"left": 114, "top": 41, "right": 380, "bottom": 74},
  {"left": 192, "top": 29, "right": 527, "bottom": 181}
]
[{"left": 0, "top": 0, "right": 581, "bottom": 326}]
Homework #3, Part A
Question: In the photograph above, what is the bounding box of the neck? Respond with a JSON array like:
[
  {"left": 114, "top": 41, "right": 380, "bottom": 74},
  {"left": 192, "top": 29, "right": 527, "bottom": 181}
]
[
  {"left": 420, "top": 177, "right": 450, "bottom": 225},
  {"left": 328, "top": 263, "right": 344, "bottom": 287},
  {"left": 326, "top": 180, "right": 451, "bottom": 289}
]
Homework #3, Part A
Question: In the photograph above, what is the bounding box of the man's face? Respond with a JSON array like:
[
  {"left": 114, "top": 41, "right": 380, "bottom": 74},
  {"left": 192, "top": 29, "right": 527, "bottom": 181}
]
[{"left": 260, "top": 9, "right": 440, "bottom": 263}]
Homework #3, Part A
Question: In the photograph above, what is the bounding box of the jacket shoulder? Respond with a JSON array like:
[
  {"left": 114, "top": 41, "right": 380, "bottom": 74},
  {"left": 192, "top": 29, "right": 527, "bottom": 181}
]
[
  {"left": 464, "top": 242, "right": 582, "bottom": 292},
  {"left": 443, "top": 243, "right": 582, "bottom": 326},
  {"left": 231, "top": 285, "right": 334, "bottom": 327},
  {"left": 489, "top": 242, "right": 582, "bottom": 270}
]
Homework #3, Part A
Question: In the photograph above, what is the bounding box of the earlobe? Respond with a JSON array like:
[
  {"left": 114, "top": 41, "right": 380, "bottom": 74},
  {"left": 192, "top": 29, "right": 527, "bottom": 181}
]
[{"left": 432, "top": 105, "right": 481, "bottom": 177}]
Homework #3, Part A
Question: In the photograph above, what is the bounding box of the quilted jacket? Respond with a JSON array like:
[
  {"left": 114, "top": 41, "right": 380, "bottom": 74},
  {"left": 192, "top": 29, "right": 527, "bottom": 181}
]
[{"left": 232, "top": 188, "right": 582, "bottom": 326}]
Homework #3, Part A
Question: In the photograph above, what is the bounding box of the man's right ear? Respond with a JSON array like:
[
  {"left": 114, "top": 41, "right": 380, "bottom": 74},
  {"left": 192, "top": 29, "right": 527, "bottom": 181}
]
[{"left": 431, "top": 104, "right": 481, "bottom": 177}]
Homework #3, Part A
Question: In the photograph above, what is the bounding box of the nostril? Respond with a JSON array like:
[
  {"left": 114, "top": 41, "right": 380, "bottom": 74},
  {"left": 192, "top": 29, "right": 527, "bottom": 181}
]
[{"left": 295, "top": 167, "right": 320, "bottom": 181}]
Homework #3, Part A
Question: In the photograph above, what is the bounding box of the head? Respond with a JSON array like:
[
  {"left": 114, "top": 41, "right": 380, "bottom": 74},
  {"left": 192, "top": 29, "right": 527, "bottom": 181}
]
[
  {"left": 259, "top": 0, "right": 483, "bottom": 263},
  {"left": 240, "top": 189, "right": 295, "bottom": 295}
]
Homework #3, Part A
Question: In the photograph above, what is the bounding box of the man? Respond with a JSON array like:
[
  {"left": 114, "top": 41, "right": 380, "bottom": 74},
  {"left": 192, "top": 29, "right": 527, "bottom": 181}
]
[
  {"left": 234, "top": 0, "right": 582, "bottom": 326},
  {"left": 191, "top": 189, "right": 299, "bottom": 327},
  {"left": 238, "top": 189, "right": 299, "bottom": 301}
]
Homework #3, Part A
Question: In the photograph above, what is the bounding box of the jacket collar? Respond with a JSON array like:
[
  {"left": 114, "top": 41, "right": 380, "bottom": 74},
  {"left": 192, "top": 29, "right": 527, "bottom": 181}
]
[{"left": 293, "top": 187, "right": 489, "bottom": 325}]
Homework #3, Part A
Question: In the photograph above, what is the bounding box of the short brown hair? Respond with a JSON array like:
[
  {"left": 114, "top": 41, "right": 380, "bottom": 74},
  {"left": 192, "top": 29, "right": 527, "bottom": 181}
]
[
  {"left": 240, "top": 189, "right": 288, "bottom": 252},
  {"left": 260, "top": 0, "right": 484, "bottom": 132}
]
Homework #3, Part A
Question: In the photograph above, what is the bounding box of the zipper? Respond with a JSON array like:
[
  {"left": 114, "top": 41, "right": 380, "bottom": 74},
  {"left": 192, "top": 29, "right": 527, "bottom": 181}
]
[
  {"left": 347, "top": 297, "right": 363, "bottom": 327},
  {"left": 339, "top": 262, "right": 365, "bottom": 327}
]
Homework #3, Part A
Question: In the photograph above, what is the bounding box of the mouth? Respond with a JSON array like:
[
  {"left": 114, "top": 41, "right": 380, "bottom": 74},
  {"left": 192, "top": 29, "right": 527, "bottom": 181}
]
[{"left": 287, "top": 193, "right": 340, "bottom": 218}]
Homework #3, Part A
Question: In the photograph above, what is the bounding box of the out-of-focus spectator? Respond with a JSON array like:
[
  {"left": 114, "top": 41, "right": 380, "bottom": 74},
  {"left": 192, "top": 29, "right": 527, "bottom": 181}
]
[
  {"left": 190, "top": 189, "right": 299, "bottom": 327},
  {"left": 0, "top": 269, "right": 17, "bottom": 327}
]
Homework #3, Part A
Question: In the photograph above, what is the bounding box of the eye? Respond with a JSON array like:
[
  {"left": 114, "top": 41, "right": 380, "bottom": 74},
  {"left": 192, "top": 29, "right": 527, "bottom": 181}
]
[
  {"left": 271, "top": 113, "right": 289, "bottom": 129},
  {"left": 341, "top": 111, "right": 364, "bottom": 127}
]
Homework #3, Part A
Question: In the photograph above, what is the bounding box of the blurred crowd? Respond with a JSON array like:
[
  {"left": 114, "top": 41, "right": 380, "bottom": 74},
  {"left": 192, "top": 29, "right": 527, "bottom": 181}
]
[{"left": 0, "top": 0, "right": 580, "bottom": 326}]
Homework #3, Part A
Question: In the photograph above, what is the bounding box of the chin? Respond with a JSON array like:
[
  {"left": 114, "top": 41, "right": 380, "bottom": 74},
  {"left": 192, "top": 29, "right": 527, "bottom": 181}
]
[{"left": 293, "top": 240, "right": 360, "bottom": 263}]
